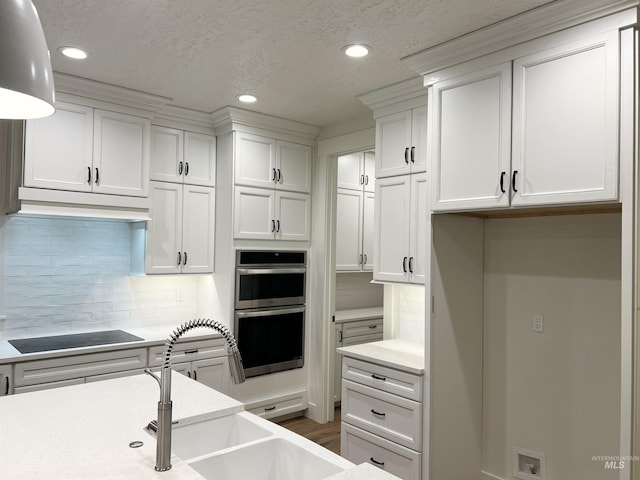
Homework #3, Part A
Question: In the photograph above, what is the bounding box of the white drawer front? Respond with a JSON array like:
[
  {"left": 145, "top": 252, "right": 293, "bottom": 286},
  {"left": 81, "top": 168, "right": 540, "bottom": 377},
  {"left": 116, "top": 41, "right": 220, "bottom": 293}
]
[
  {"left": 342, "top": 318, "right": 383, "bottom": 339},
  {"left": 342, "top": 333, "right": 383, "bottom": 347},
  {"left": 148, "top": 338, "right": 226, "bottom": 366},
  {"left": 342, "top": 379, "right": 422, "bottom": 450},
  {"left": 14, "top": 348, "right": 148, "bottom": 387},
  {"left": 245, "top": 390, "right": 308, "bottom": 419},
  {"left": 342, "top": 356, "right": 423, "bottom": 401},
  {"left": 341, "top": 422, "right": 421, "bottom": 480}
]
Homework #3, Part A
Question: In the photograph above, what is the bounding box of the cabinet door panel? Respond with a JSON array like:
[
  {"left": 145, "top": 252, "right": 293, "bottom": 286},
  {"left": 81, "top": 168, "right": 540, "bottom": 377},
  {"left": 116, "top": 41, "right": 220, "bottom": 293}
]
[
  {"left": 24, "top": 101, "right": 93, "bottom": 192},
  {"left": 146, "top": 182, "right": 182, "bottom": 274},
  {"left": 363, "top": 151, "right": 376, "bottom": 193},
  {"left": 376, "top": 111, "right": 412, "bottom": 178},
  {"left": 512, "top": 31, "right": 619, "bottom": 205},
  {"left": 410, "top": 107, "right": 428, "bottom": 174},
  {"left": 276, "top": 191, "right": 311, "bottom": 241},
  {"left": 374, "top": 176, "right": 410, "bottom": 282},
  {"left": 182, "top": 185, "right": 215, "bottom": 273},
  {"left": 93, "top": 110, "right": 150, "bottom": 196},
  {"left": 338, "top": 152, "right": 364, "bottom": 191},
  {"left": 150, "top": 126, "right": 183, "bottom": 183},
  {"left": 431, "top": 63, "right": 511, "bottom": 211},
  {"left": 184, "top": 132, "right": 216, "bottom": 187},
  {"left": 193, "top": 357, "right": 228, "bottom": 393},
  {"left": 277, "top": 141, "right": 312, "bottom": 193},
  {"left": 409, "top": 174, "right": 427, "bottom": 284},
  {"left": 362, "top": 191, "right": 375, "bottom": 272},
  {"left": 234, "top": 186, "right": 276, "bottom": 239},
  {"left": 336, "top": 189, "right": 364, "bottom": 271},
  {"left": 235, "top": 132, "right": 276, "bottom": 188}
]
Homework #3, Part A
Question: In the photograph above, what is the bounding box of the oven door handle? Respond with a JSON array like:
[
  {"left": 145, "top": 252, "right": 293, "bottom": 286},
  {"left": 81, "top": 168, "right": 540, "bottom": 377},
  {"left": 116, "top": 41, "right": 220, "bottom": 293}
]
[
  {"left": 235, "top": 306, "right": 305, "bottom": 318},
  {"left": 236, "top": 267, "right": 306, "bottom": 275}
]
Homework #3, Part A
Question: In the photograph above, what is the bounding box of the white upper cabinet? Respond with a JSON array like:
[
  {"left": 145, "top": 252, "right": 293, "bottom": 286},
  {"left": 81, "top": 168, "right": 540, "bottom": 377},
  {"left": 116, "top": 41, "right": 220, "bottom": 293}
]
[
  {"left": 233, "top": 186, "right": 310, "bottom": 241},
  {"left": 336, "top": 188, "right": 364, "bottom": 271},
  {"left": 93, "top": 109, "right": 150, "bottom": 197},
  {"left": 235, "top": 132, "right": 311, "bottom": 193},
  {"left": 24, "top": 102, "right": 150, "bottom": 197},
  {"left": 511, "top": 31, "right": 619, "bottom": 206},
  {"left": 373, "top": 173, "right": 426, "bottom": 284},
  {"left": 146, "top": 181, "right": 215, "bottom": 274},
  {"left": 151, "top": 127, "right": 216, "bottom": 187},
  {"left": 431, "top": 63, "right": 512, "bottom": 211},
  {"left": 24, "top": 102, "right": 94, "bottom": 192},
  {"left": 431, "top": 29, "right": 622, "bottom": 212},
  {"left": 338, "top": 151, "right": 375, "bottom": 193},
  {"left": 375, "top": 107, "right": 427, "bottom": 178}
]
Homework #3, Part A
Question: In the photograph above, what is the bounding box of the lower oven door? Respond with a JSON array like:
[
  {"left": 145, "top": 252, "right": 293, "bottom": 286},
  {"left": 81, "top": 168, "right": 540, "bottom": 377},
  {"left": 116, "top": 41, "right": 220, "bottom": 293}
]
[{"left": 234, "top": 306, "right": 305, "bottom": 378}]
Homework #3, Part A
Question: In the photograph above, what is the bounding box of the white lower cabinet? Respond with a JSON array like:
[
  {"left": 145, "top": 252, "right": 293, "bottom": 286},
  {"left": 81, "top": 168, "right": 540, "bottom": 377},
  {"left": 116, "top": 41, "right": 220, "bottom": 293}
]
[
  {"left": 146, "top": 181, "right": 215, "bottom": 274},
  {"left": 341, "top": 355, "right": 423, "bottom": 480},
  {"left": 148, "top": 337, "right": 229, "bottom": 393},
  {"left": 0, "top": 365, "right": 12, "bottom": 396},
  {"left": 245, "top": 390, "right": 308, "bottom": 419},
  {"left": 12, "top": 348, "right": 148, "bottom": 394}
]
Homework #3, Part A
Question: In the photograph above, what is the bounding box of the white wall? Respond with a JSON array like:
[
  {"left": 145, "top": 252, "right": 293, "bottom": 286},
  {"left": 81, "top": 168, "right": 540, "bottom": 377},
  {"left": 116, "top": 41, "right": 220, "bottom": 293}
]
[
  {"left": 1, "top": 215, "right": 210, "bottom": 338},
  {"left": 482, "top": 213, "right": 621, "bottom": 479},
  {"left": 383, "top": 283, "right": 425, "bottom": 343}
]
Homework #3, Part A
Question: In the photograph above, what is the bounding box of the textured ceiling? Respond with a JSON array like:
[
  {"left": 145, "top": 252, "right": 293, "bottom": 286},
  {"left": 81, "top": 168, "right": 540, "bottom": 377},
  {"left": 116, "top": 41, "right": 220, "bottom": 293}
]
[{"left": 33, "top": 0, "right": 557, "bottom": 129}]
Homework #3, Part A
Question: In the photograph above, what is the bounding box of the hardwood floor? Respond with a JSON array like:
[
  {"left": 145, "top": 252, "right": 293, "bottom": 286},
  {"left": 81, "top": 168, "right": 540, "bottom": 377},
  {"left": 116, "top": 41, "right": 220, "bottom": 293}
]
[{"left": 277, "top": 407, "right": 342, "bottom": 455}]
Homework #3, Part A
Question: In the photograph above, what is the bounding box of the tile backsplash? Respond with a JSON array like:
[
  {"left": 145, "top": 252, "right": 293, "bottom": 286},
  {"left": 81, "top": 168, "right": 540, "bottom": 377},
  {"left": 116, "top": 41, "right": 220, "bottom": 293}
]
[{"left": 1, "top": 216, "right": 205, "bottom": 338}]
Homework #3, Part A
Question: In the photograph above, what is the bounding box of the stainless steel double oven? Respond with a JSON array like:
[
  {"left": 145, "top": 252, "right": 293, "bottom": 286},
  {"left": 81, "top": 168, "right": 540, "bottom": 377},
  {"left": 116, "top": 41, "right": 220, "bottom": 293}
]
[{"left": 234, "top": 250, "right": 306, "bottom": 378}]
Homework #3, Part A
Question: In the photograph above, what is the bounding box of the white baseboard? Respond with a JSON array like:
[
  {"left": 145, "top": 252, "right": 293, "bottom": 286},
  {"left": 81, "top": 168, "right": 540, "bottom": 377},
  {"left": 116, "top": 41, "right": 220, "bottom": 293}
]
[{"left": 481, "top": 470, "right": 506, "bottom": 480}]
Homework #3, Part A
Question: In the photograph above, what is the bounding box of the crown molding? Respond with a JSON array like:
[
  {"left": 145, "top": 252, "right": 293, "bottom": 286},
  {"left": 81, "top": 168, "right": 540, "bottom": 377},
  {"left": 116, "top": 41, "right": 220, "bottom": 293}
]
[
  {"left": 402, "top": 0, "right": 639, "bottom": 77},
  {"left": 357, "top": 77, "right": 427, "bottom": 117},
  {"left": 210, "top": 106, "right": 321, "bottom": 142},
  {"left": 53, "top": 72, "right": 171, "bottom": 114},
  {"left": 152, "top": 105, "right": 215, "bottom": 133}
]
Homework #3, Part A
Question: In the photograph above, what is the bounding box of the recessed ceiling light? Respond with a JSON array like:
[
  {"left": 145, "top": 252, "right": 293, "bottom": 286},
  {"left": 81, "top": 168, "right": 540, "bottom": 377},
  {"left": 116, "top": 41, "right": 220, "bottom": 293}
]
[
  {"left": 59, "top": 46, "right": 88, "bottom": 60},
  {"left": 343, "top": 44, "right": 371, "bottom": 58},
  {"left": 237, "top": 94, "right": 257, "bottom": 103}
]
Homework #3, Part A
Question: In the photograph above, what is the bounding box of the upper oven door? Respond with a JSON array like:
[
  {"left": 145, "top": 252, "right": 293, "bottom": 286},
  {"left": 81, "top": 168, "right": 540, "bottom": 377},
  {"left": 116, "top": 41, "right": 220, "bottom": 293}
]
[{"left": 235, "top": 266, "right": 306, "bottom": 309}]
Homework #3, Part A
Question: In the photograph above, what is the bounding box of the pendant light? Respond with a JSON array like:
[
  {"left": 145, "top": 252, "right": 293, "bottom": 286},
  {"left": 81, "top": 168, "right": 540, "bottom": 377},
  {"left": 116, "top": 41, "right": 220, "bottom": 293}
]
[{"left": 0, "top": 0, "right": 55, "bottom": 119}]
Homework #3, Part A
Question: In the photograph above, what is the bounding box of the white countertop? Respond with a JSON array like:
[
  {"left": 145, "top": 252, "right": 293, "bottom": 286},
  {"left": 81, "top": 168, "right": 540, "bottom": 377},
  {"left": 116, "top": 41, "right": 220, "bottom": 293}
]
[
  {"left": 0, "top": 373, "right": 244, "bottom": 479},
  {"left": 334, "top": 307, "right": 383, "bottom": 324},
  {"left": 337, "top": 339, "right": 425, "bottom": 375},
  {"left": 0, "top": 324, "right": 222, "bottom": 364}
]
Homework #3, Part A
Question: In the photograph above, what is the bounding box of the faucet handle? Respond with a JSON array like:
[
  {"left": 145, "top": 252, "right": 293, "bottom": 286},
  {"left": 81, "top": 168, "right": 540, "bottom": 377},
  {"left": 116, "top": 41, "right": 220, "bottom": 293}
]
[{"left": 144, "top": 368, "right": 161, "bottom": 390}]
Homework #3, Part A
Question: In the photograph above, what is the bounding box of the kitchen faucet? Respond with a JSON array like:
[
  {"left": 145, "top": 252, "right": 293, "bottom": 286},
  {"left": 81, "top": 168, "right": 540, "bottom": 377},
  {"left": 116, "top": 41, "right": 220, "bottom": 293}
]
[{"left": 144, "top": 319, "right": 246, "bottom": 472}]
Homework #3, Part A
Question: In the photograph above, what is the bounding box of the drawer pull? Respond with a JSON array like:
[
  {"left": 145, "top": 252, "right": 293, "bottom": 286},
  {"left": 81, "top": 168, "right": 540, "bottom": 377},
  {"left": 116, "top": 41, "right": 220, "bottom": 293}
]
[
  {"left": 264, "top": 406, "right": 276, "bottom": 412},
  {"left": 185, "top": 349, "right": 198, "bottom": 355},
  {"left": 368, "top": 324, "right": 378, "bottom": 329},
  {"left": 4, "top": 377, "right": 8, "bottom": 395},
  {"left": 371, "top": 409, "right": 386, "bottom": 417},
  {"left": 370, "top": 457, "right": 385, "bottom": 467},
  {"left": 371, "top": 374, "right": 386, "bottom": 381}
]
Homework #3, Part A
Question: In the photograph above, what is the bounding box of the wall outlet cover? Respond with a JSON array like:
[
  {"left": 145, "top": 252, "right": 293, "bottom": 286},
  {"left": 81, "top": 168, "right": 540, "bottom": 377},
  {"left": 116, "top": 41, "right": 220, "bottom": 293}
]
[{"left": 513, "top": 446, "right": 546, "bottom": 480}]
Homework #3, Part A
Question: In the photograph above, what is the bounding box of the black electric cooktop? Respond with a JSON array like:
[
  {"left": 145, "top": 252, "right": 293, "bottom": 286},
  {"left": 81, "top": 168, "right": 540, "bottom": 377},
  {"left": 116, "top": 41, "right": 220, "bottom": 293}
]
[{"left": 8, "top": 330, "right": 143, "bottom": 354}]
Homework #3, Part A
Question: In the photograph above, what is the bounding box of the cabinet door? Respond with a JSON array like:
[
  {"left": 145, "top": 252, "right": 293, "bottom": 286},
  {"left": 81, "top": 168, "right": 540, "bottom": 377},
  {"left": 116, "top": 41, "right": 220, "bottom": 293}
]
[
  {"left": 336, "top": 189, "right": 364, "bottom": 271},
  {"left": 235, "top": 132, "right": 276, "bottom": 188},
  {"left": 193, "top": 357, "right": 228, "bottom": 393},
  {"left": 146, "top": 182, "right": 183, "bottom": 274},
  {"left": 0, "top": 365, "right": 11, "bottom": 396},
  {"left": 362, "top": 191, "right": 375, "bottom": 272},
  {"left": 234, "top": 186, "right": 277, "bottom": 240},
  {"left": 184, "top": 132, "right": 216, "bottom": 187},
  {"left": 409, "top": 173, "right": 428, "bottom": 284},
  {"left": 182, "top": 185, "right": 215, "bottom": 273},
  {"left": 93, "top": 109, "right": 150, "bottom": 197},
  {"left": 277, "top": 140, "right": 312, "bottom": 193},
  {"left": 431, "top": 63, "right": 512, "bottom": 211},
  {"left": 511, "top": 31, "right": 619, "bottom": 206},
  {"left": 363, "top": 151, "right": 376, "bottom": 193},
  {"left": 410, "top": 107, "right": 428, "bottom": 174},
  {"left": 376, "top": 111, "right": 412, "bottom": 178},
  {"left": 374, "top": 176, "right": 410, "bottom": 282},
  {"left": 24, "top": 101, "right": 93, "bottom": 192},
  {"left": 150, "top": 125, "right": 183, "bottom": 183},
  {"left": 338, "top": 152, "right": 364, "bottom": 191},
  {"left": 276, "top": 191, "right": 311, "bottom": 241}
]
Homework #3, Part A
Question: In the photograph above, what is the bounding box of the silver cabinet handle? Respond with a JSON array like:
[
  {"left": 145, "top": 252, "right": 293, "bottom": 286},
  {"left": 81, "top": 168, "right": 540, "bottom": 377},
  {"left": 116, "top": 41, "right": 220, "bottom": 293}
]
[
  {"left": 365, "top": 175, "right": 369, "bottom": 185},
  {"left": 359, "top": 253, "right": 363, "bottom": 265},
  {"left": 363, "top": 254, "right": 368, "bottom": 265}
]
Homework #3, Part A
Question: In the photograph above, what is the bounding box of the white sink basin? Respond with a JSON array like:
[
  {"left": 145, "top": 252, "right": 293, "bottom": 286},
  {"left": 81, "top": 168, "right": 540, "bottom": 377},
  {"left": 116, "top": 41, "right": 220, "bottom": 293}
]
[
  {"left": 188, "top": 437, "right": 347, "bottom": 480},
  {"left": 171, "top": 411, "right": 273, "bottom": 460}
]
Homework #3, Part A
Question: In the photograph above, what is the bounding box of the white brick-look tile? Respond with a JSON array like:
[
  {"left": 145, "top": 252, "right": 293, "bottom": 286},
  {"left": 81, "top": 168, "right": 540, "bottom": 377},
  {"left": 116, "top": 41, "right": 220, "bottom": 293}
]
[{"left": 1, "top": 216, "right": 206, "bottom": 338}]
